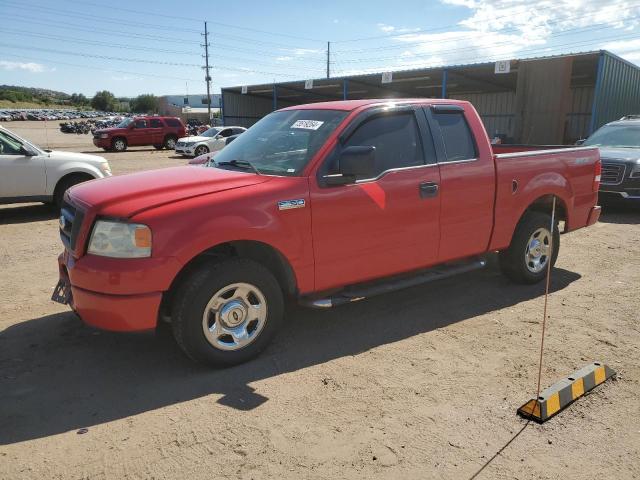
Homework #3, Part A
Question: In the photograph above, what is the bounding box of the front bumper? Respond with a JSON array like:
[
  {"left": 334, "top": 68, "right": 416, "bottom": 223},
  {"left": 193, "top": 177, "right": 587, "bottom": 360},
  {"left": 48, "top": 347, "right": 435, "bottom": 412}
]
[
  {"left": 93, "top": 137, "right": 110, "bottom": 148},
  {"left": 175, "top": 143, "right": 196, "bottom": 156},
  {"left": 56, "top": 251, "right": 179, "bottom": 332}
]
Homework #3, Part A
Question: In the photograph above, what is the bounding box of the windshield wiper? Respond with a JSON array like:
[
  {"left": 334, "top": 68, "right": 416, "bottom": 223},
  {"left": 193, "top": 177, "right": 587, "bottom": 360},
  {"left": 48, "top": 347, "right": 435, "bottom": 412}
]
[{"left": 216, "top": 159, "right": 261, "bottom": 175}]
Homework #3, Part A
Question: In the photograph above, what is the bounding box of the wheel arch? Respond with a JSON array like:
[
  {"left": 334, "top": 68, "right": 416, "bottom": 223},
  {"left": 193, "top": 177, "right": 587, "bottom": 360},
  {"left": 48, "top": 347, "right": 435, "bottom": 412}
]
[
  {"left": 160, "top": 240, "right": 298, "bottom": 321},
  {"left": 53, "top": 171, "right": 96, "bottom": 201}
]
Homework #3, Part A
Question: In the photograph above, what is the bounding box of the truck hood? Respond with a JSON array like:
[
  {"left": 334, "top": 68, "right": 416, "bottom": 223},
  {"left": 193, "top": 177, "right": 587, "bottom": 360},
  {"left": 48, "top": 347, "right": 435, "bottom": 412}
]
[
  {"left": 46, "top": 150, "right": 106, "bottom": 166},
  {"left": 94, "top": 127, "right": 125, "bottom": 135},
  {"left": 598, "top": 147, "right": 640, "bottom": 163},
  {"left": 68, "top": 166, "right": 271, "bottom": 218}
]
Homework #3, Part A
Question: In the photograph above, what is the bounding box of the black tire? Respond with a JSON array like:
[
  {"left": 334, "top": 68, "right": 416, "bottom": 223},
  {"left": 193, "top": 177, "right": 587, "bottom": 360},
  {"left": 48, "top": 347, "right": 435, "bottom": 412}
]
[
  {"left": 111, "top": 137, "right": 127, "bottom": 152},
  {"left": 54, "top": 174, "right": 93, "bottom": 209},
  {"left": 194, "top": 144, "right": 209, "bottom": 157},
  {"left": 153, "top": 144, "right": 164, "bottom": 150},
  {"left": 163, "top": 135, "right": 177, "bottom": 150},
  {"left": 499, "top": 211, "right": 560, "bottom": 284},
  {"left": 171, "top": 258, "right": 284, "bottom": 366}
]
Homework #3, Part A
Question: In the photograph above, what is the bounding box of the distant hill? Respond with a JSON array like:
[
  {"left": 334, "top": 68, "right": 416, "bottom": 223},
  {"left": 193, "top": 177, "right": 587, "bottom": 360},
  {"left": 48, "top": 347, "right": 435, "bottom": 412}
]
[{"left": 0, "top": 85, "right": 89, "bottom": 107}]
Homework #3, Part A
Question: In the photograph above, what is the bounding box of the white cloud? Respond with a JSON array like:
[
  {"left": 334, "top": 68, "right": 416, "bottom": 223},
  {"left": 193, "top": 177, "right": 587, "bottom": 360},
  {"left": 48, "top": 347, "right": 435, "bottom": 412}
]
[
  {"left": 0, "top": 60, "right": 47, "bottom": 73},
  {"left": 276, "top": 56, "right": 294, "bottom": 62},
  {"left": 340, "top": 0, "right": 640, "bottom": 75},
  {"left": 280, "top": 48, "right": 322, "bottom": 56}
]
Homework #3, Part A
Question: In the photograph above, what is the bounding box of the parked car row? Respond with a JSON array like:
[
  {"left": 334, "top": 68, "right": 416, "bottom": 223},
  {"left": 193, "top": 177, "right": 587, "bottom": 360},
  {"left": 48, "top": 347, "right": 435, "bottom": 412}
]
[{"left": 0, "top": 109, "right": 121, "bottom": 122}]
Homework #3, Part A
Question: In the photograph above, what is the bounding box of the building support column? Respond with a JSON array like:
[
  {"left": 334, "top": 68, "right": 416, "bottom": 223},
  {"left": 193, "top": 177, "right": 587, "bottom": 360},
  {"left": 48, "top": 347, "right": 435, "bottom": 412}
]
[
  {"left": 273, "top": 85, "right": 278, "bottom": 111},
  {"left": 441, "top": 69, "right": 448, "bottom": 99},
  {"left": 343, "top": 79, "right": 349, "bottom": 100},
  {"left": 589, "top": 51, "right": 605, "bottom": 135}
]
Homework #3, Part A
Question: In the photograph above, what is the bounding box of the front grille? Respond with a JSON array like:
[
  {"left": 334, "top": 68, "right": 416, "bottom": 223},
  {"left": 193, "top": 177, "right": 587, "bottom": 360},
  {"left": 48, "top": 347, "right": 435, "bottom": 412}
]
[
  {"left": 176, "top": 142, "right": 185, "bottom": 148},
  {"left": 600, "top": 162, "right": 626, "bottom": 185},
  {"left": 59, "top": 200, "right": 85, "bottom": 251}
]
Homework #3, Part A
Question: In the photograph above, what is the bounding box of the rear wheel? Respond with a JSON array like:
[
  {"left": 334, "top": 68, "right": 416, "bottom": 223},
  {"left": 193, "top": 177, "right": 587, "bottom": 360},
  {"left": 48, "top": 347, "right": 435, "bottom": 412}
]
[
  {"left": 194, "top": 144, "right": 209, "bottom": 157},
  {"left": 112, "top": 137, "right": 127, "bottom": 152},
  {"left": 499, "top": 211, "right": 560, "bottom": 284},
  {"left": 171, "top": 258, "right": 284, "bottom": 366},
  {"left": 164, "top": 136, "right": 177, "bottom": 149}
]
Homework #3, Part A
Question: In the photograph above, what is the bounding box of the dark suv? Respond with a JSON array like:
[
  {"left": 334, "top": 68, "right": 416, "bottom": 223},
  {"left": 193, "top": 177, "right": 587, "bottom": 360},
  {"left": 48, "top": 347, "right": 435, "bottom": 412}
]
[
  {"left": 583, "top": 116, "right": 640, "bottom": 206},
  {"left": 93, "top": 116, "right": 186, "bottom": 152}
]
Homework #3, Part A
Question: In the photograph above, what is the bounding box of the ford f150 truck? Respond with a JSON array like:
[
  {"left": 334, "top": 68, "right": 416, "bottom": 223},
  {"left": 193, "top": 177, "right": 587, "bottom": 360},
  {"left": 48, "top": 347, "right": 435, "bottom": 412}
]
[{"left": 52, "top": 99, "right": 601, "bottom": 366}]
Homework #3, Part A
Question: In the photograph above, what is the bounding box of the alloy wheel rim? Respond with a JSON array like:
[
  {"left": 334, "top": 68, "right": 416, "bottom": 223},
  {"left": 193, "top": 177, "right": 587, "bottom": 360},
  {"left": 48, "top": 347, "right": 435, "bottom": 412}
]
[
  {"left": 201, "top": 282, "right": 268, "bottom": 351},
  {"left": 525, "top": 227, "right": 552, "bottom": 273}
]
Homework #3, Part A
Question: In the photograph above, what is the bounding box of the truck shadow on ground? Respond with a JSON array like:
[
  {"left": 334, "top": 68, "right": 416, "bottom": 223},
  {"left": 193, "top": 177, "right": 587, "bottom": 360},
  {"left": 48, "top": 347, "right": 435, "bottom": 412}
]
[
  {"left": 0, "top": 265, "right": 581, "bottom": 445},
  {"left": 0, "top": 203, "right": 57, "bottom": 225},
  {"left": 598, "top": 206, "right": 640, "bottom": 225}
]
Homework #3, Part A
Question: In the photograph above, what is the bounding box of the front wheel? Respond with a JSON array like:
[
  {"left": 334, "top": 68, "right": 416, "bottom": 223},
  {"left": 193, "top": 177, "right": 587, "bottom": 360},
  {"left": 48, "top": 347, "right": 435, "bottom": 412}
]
[
  {"left": 171, "top": 258, "right": 284, "bottom": 366},
  {"left": 499, "top": 211, "right": 560, "bottom": 284},
  {"left": 112, "top": 137, "right": 127, "bottom": 152},
  {"left": 194, "top": 144, "right": 209, "bottom": 157}
]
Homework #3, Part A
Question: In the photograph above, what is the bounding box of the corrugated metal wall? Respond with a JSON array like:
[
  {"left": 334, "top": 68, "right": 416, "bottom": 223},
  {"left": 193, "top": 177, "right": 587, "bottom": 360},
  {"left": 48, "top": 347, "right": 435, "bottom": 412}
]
[
  {"left": 450, "top": 91, "right": 516, "bottom": 139},
  {"left": 222, "top": 90, "right": 298, "bottom": 127},
  {"left": 566, "top": 86, "right": 594, "bottom": 142},
  {"left": 592, "top": 52, "right": 640, "bottom": 131}
]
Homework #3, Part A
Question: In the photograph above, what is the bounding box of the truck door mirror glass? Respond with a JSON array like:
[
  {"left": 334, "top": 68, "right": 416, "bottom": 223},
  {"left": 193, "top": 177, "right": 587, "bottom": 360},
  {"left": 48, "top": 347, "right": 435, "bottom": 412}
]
[{"left": 322, "top": 145, "right": 376, "bottom": 185}]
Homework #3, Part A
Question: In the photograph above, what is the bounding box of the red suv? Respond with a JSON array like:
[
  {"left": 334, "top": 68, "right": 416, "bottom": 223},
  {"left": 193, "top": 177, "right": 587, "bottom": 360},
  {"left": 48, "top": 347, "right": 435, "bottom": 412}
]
[{"left": 93, "top": 116, "right": 186, "bottom": 152}]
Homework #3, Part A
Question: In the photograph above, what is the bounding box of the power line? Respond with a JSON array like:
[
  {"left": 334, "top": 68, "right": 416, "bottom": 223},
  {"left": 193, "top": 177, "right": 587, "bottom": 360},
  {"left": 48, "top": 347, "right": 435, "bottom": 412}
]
[
  {"left": 334, "top": 3, "right": 640, "bottom": 54},
  {"left": 332, "top": 0, "right": 636, "bottom": 44},
  {"left": 58, "top": 0, "right": 325, "bottom": 43},
  {"left": 1, "top": 52, "right": 200, "bottom": 82},
  {"left": 335, "top": 20, "right": 640, "bottom": 65}
]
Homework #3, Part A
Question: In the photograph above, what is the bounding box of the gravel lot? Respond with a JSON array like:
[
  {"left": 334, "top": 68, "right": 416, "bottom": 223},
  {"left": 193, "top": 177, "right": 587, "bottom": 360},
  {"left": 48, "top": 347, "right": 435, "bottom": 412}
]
[{"left": 1, "top": 121, "right": 639, "bottom": 480}]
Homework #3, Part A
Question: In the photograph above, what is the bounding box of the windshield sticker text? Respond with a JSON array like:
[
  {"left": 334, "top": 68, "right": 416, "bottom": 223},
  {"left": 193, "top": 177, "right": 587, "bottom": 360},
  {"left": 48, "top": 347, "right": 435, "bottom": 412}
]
[{"left": 291, "top": 120, "right": 324, "bottom": 130}]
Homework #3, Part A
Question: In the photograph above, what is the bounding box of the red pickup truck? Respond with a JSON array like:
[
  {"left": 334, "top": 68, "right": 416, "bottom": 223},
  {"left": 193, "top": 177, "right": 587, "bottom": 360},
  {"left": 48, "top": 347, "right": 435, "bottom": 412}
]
[
  {"left": 93, "top": 116, "right": 186, "bottom": 152},
  {"left": 54, "top": 99, "right": 601, "bottom": 366}
]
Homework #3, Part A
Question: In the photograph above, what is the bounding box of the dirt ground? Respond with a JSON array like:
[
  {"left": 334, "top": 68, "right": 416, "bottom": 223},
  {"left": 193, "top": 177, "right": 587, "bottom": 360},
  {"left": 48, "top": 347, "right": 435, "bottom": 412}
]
[{"left": 1, "top": 121, "right": 639, "bottom": 480}]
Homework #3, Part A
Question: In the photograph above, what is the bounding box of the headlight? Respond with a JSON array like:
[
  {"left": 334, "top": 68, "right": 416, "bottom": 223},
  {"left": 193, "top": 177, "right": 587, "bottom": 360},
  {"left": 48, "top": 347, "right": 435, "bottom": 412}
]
[
  {"left": 88, "top": 220, "right": 152, "bottom": 258},
  {"left": 99, "top": 161, "right": 111, "bottom": 175},
  {"left": 100, "top": 133, "right": 109, "bottom": 139}
]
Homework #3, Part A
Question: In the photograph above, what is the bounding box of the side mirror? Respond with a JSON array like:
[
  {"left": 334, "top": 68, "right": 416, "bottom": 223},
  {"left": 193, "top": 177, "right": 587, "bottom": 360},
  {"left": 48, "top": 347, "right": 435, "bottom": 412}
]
[
  {"left": 576, "top": 139, "right": 585, "bottom": 145},
  {"left": 322, "top": 145, "right": 376, "bottom": 186},
  {"left": 20, "top": 146, "right": 36, "bottom": 156}
]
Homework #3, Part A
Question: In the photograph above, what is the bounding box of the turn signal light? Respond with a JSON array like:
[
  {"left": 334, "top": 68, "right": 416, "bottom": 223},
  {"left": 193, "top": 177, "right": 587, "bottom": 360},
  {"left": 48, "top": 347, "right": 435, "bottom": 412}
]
[{"left": 593, "top": 159, "right": 601, "bottom": 193}]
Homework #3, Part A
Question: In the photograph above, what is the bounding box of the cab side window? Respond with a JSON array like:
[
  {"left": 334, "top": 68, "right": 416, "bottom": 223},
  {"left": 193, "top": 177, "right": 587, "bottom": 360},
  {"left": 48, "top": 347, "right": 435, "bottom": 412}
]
[
  {"left": 219, "top": 129, "right": 233, "bottom": 138},
  {"left": 343, "top": 112, "right": 424, "bottom": 179},
  {"left": 134, "top": 119, "right": 148, "bottom": 129},
  {"left": 432, "top": 112, "right": 477, "bottom": 162},
  {"left": 0, "top": 131, "right": 23, "bottom": 155}
]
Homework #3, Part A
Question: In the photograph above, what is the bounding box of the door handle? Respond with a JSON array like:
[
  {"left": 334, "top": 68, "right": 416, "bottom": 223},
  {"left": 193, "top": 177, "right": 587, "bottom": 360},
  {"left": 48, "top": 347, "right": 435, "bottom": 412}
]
[{"left": 419, "top": 181, "right": 439, "bottom": 199}]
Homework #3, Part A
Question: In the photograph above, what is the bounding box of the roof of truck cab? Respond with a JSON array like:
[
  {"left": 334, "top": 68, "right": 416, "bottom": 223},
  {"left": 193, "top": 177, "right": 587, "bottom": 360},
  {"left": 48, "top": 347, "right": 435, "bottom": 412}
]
[{"left": 279, "top": 98, "right": 468, "bottom": 111}]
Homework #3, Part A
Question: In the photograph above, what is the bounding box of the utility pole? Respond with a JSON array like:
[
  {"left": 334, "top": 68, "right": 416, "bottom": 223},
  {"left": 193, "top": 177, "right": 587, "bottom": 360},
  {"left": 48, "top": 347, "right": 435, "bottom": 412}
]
[
  {"left": 202, "top": 21, "right": 212, "bottom": 121},
  {"left": 326, "top": 41, "right": 330, "bottom": 79}
]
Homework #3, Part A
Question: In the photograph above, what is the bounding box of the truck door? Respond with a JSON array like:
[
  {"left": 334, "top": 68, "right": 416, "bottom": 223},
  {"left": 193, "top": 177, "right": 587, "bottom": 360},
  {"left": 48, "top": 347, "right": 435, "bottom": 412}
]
[
  {"left": 310, "top": 106, "right": 441, "bottom": 292},
  {"left": 424, "top": 105, "right": 495, "bottom": 262},
  {"left": 0, "top": 129, "right": 45, "bottom": 198}
]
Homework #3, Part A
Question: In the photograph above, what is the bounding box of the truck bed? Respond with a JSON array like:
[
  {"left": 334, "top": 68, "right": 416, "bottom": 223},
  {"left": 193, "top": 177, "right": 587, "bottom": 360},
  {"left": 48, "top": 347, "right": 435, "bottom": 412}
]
[{"left": 489, "top": 145, "right": 601, "bottom": 251}]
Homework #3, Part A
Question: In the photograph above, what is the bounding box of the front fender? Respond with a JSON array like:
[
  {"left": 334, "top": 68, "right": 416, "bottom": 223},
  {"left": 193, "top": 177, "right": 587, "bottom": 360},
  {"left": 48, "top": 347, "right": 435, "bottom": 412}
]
[
  {"left": 47, "top": 162, "right": 106, "bottom": 195},
  {"left": 133, "top": 177, "right": 315, "bottom": 294}
]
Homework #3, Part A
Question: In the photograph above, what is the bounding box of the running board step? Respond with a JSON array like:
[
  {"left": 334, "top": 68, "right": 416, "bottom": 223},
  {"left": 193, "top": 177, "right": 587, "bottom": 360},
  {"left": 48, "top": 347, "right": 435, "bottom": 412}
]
[{"left": 300, "top": 257, "right": 487, "bottom": 309}]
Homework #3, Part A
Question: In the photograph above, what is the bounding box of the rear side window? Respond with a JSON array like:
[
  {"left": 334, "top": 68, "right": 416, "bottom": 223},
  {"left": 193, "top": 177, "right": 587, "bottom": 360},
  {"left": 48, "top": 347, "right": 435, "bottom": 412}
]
[
  {"left": 165, "top": 118, "right": 181, "bottom": 127},
  {"left": 433, "top": 112, "right": 477, "bottom": 162},
  {"left": 344, "top": 112, "right": 424, "bottom": 178},
  {"left": 150, "top": 119, "right": 163, "bottom": 128}
]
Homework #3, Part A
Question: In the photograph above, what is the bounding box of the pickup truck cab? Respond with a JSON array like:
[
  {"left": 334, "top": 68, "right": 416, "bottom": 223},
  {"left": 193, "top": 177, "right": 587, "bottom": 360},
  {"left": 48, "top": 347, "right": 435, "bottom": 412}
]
[
  {"left": 93, "top": 116, "right": 186, "bottom": 152},
  {"left": 0, "top": 125, "right": 111, "bottom": 207},
  {"left": 54, "top": 99, "right": 601, "bottom": 366}
]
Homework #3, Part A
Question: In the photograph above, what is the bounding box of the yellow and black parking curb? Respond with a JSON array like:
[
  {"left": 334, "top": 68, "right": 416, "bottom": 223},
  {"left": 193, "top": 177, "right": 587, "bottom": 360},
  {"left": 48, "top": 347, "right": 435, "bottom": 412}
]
[{"left": 518, "top": 362, "right": 616, "bottom": 422}]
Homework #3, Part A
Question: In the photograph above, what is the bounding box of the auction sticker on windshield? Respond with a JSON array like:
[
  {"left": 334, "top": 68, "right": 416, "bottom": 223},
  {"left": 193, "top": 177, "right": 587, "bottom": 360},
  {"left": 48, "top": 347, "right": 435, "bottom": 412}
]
[{"left": 291, "top": 120, "right": 324, "bottom": 130}]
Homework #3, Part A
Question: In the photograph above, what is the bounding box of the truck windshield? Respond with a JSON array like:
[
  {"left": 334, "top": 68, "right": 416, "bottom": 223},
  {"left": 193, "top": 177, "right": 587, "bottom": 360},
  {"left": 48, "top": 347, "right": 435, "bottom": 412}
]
[
  {"left": 117, "top": 118, "right": 133, "bottom": 128},
  {"left": 210, "top": 109, "right": 348, "bottom": 175},
  {"left": 584, "top": 125, "right": 640, "bottom": 148}
]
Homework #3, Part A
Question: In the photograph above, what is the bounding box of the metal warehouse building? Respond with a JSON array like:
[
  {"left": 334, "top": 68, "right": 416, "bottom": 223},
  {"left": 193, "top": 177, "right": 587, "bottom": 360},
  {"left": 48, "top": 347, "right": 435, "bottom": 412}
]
[{"left": 221, "top": 50, "right": 640, "bottom": 144}]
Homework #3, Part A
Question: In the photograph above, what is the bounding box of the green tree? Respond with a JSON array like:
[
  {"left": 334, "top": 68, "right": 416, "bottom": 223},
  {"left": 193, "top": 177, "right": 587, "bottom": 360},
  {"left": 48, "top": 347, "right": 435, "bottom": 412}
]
[
  {"left": 131, "top": 94, "right": 159, "bottom": 114},
  {"left": 91, "top": 90, "right": 116, "bottom": 111}
]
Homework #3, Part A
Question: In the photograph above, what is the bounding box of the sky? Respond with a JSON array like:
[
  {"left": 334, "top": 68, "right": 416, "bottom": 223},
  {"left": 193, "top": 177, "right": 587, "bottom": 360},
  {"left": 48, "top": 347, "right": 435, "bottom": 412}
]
[{"left": 1, "top": 0, "right": 640, "bottom": 98}]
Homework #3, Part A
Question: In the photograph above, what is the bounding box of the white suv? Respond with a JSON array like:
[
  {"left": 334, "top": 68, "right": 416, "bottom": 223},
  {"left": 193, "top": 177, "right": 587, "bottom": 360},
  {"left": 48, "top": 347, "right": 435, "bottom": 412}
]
[
  {"left": 0, "top": 125, "right": 112, "bottom": 208},
  {"left": 175, "top": 126, "right": 246, "bottom": 157}
]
